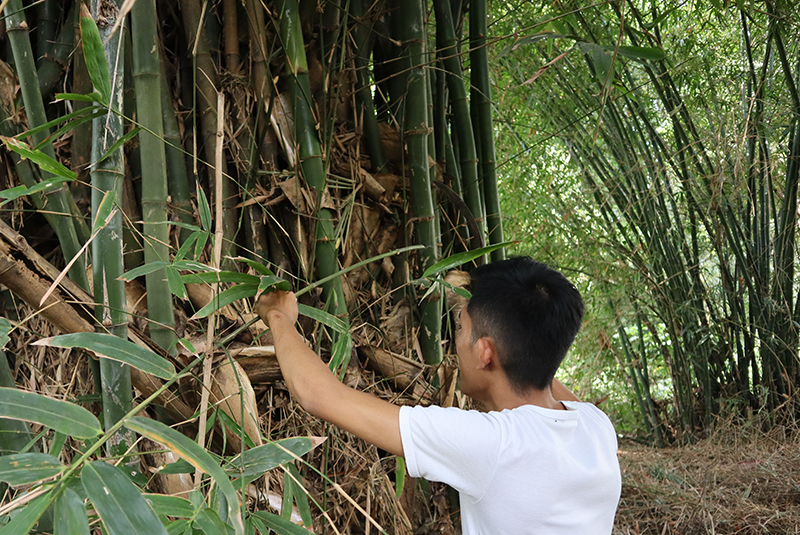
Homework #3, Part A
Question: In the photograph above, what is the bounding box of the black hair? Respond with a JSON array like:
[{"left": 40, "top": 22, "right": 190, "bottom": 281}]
[{"left": 466, "top": 257, "right": 584, "bottom": 392}]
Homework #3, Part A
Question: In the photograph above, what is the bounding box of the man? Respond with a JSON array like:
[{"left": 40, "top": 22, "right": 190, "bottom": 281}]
[{"left": 256, "top": 257, "right": 621, "bottom": 534}]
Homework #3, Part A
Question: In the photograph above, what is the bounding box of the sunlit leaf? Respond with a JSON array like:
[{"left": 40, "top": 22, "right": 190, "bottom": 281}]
[
  {"left": 82, "top": 461, "right": 168, "bottom": 535},
  {"left": 55, "top": 92, "right": 104, "bottom": 103},
  {"left": 181, "top": 272, "right": 260, "bottom": 285},
  {"left": 97, "top": 127, "right": 141, "bottom": 165},
  {"left": 614, "top": 45, "right": 666, "bottom": 62},
  {"left": 250, "top": 511, "right": 311, "bottom": 535},
  {"left": 36, "top": 333, "right": 175, "bottom": 380},
  {"left": 166, "top": 266, "right": 187, "bottom": 300},
  {"left": 297, "top": 304, "right": 348, "bottom": 334},
  {"left": 92, "top": 190, "right": 117, "bottom": 233},
  {"left": 226, "top": 437, "right": 321, "bottom": 479},
  {"left": 0, "top": 387, "right": 101, "bottom": 439},
  {"left": 258, "top": 276, "right": 291, "bottom": 293},
  {"left": 120, "top": 261, "right": 172, "bottom": 281}
]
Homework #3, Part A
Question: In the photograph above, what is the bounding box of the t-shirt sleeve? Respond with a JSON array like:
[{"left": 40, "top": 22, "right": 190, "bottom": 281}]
[{"left": 399, "top": 405, "right": 502, "bottom": 498}]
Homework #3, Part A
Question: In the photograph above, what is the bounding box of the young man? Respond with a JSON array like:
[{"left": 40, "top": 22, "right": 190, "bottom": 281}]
[{"left": 256, "top": 257, "right": 621, "bottom": 534}]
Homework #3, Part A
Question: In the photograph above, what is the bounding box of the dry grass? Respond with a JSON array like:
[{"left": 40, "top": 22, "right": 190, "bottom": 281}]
[{"left": 615, "top": 421, "right": 800, "bottom": 535}]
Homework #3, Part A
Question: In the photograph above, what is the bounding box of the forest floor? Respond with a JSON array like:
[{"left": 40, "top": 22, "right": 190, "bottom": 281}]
[{"left": 613, "top": 421, "right": 800, "bottom": 535}]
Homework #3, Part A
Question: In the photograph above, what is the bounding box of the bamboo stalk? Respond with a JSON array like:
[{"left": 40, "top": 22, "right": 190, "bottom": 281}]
[
  {"left": 468, "top": 0, "right": 505, "bottom": 261},
  {"left": 276, "top": 0, "right": 348, "bottom": 320},
  {"left": 131, "top": 0, "right": 177, "bottom": 354},
  {"left": 5, "top": 0, "right": 90, "bottom": 292},
  {"left": 87, "top": 0, "right": 135, "bottom": 457},
  {"left": 401, "top": 0, "right": 441, "bottom": 365}
]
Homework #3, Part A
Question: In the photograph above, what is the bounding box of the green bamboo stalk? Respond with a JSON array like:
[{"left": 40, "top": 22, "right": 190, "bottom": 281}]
[
  {"left": 276, "top": 0, "right": 348, "bottom": 321},
  {"left": 36, "top": 2, "right": 75, "bottom": 98},
  {"left": 401, "top": 0, "right": 442, "bottom": 365},
  {"left": 35, "top": 0, "right": 58, "bottom": 66},
  {"left": 350, "top": 0, "right": 389, "bottom": 173},
  {"left": 71, "top": 4, "right": 93, "bottom": 195},
  {"left": 468, "top": 0, "right": 505, "bottom": 261},
  {"left": 433, "top": 0, "right": 484, "bottom": 249},
  {"left": 159, "top": 54, "right": 194, "bottom": 244},
  {"left": 132, "top": 0, "right": 177, "bottom": 354},
  {"left": 5, "top": 0, "right": 90, "bottom": 292},
  {"left": 87, "top": 0, "right": 135, "bottom": 456}
]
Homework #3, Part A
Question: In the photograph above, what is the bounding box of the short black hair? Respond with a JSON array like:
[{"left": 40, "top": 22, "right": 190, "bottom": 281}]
[{"left": 466, "top": 257, "right": 584, "bottom": 392}]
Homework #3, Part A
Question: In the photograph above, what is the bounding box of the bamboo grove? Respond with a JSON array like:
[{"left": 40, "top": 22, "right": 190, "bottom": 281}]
[
  {"left": 0, "top": 0, "right": 509, "bottom": 531},
  {"left": 493, "top": 0, "right": 800, "bottom": 442}
]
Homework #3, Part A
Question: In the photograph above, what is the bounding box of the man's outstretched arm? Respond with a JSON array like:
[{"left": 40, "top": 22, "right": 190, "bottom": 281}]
[{"left": 256, "top": 291, "right": 404, "bottom": 457}]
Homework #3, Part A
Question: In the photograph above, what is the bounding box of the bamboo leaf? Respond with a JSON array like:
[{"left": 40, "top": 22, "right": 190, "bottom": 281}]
[
  {"left": 173, "top": 260, "right": 215, "bottom": 272},
  {"left": 54, "top": 488, "right": 90, "bottom": 535},
  {"left": 92, "top": 190, "right": 117, "bottom": 233},
  {"left": 123, "top": 417, "right": 243, "bottom": 535},
  {"left": 250, "top": 511, "right": 311, "bottom": 535},
  {"left": 174, "top": 232, "right": 199, "bottom": 262},
  {"left": 166, "top": 266, "right": 188, "bottom": 300},
  {"left": 0, "top": 387, "right": 101, "bottom": 439},
  {"left": 395, "top": 456, "right": 405, "bottom": 498},
  {"left": 0, "top": 453, "right": 63, "bottom": 486},
  {"left": 165, "top": 519, "right": 190, "bottom": 535},
  {"left": 120, "top": 261, "right": 172, "bottom": 280},
  {"left": 258, "top": 276, "right": 291, "bottom": 293},
  {"left": 56, "top": 92, "right": 104, "bottom": 103},
  {"left": 233, "top": 257, "right": 276, "bottom": 277},
  {"left": 156, "top": 459, "right": 194, "bottom": 475},
  {"left": 97, "top": 127, "right": 141, "bottom": 165},
  {"left": 614, "top": 45, "right": 666, "bottom": 62},
  {"left": 181, "top": 272, "right": 260, "bottom": 285},
  {"left": 285, "top": 464, "right": 312, "bottom": 527},
  {"left": 421, "top": 242, "right": 516, "bottom": 278},
  {"left": 82, "top": 461, "right": 168, "bottom": 535},
  {"left": 194, "top": 508, "right": 231, "bottom": 535},
  {"left": 190, "top": 284, "right": 259, "bottom": 319},
  {"left": 197, "top": 185, "right": 212, "bottom": 232},
  {"left": 144, "top": 494, "right": 196, "bottom": 518},
  {"left": 0, "top": 136, "right": 77, "bottom": 180},
  {"left": 0, "top": 176, "right": 73, "bottom": 205},
  {"left": 15, "top": 105, "right": 103, "bottom": 142},
  {"left": 226, "top": 437, "right": 321, "bottom": 479},
  {"left": 35, "top": 333, "right": 175, "bottom": 380},
  {"left": 79, "top": 4, "right": 112, "bottom": 105},
  {"left": 296, "top": 304, "right": 348, "bottom": 334},
  {"left": 0, "top": 317, "right": 11, "bottom": 349},
  {"left": 0, "top": 490, "right": 54, "bottom": 535}
]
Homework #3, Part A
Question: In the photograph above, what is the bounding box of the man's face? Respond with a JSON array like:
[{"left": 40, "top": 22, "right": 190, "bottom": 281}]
[{"left": 456, "top": 307, "right": 480, "bottom": 398}]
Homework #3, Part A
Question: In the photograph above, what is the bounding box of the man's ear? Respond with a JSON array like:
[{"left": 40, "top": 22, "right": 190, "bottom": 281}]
[{"left": 476, "top": 337, "right": 499, "bottom": 369}]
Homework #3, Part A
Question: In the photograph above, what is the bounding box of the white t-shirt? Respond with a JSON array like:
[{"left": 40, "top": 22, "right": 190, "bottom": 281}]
[{"left": 398, "top": 401, "right": 621, "bottom": 535}]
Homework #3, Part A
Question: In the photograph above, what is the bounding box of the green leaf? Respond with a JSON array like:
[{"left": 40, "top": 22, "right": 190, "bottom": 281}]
[
  {"left": 328, "top": 332, "right": 353, "bottom": 379},
  {"left": 197, "top": 185, "right": 212, "bottom": 232},
  {"left": 92, "top": 190, "right": 117, "bottom": 233},
  {"left": 0, "top": 453, "right": 63, "bottom": 486},
  {"left": 0, "top": 175, "right": 73, "bottom": 205},
  {"left": 226, "top": 437, "right": 317, "bottom": 479},
  {"left": 144, "top": 494, "right": 196, "bottom": 518},
  {"left": 250, "top": 511, "right": 311, "bottom": 535},
  {"left": 37, "top": 333, "right": 175, "bottom": 380},
  {"left": 421, "top": 242, "right": 515, "bottom": 279},
  {"left": 124, "top": 417, "right": 243, "bottom": 535},
  {"left": 0, "top": 490, "right": 55, "bottom": 535},
  {"left": 297, "top": 304, "right": 348, "bottom": 334},
  {"left": 258, "top": 276, "right": 291, "bottom": 293},
  {"left": 190, "top": 284, "right": 259, "bottom": 319},
  {"left": 166, "top": 266, "right": 188, "bottom": 300},
  {"left": 0, "top": 317, "right": 12, "bottom": 349},
  {"left": 174, "top": 232, "right": 199, "bottom": 262},
  {"left": 15, "top": 105, "right": 102, "bottom": 143},
  {"left": 0, "top": 136, "right": 77, "bottom": 180},
  {"left": 614, "top": 45, "right": 666, "bottom": 62},
  {"left": 395, "top": 456, "right": 405, "bottom": 498},
  {"left": 285, "top": 464, "right": 312, "bottom": 528},
  {"left": 54, "top": 488, "right": 90, "bottom": 535},
  {"left": 55, "top": 92, "right": 104, "bottom": 103},
  {"left": 173, "top": 260, "right": 216, "bottom": 272},
  {"left": 120, "top": 261, "right": 172, "bottom": 281},
  {"left": 0, "top": 387, "right": 101, "bottom": 439},
  {"left": 233, "top": 257, "right": 276, "bottom": 277},
  {"left": 79, "top": 6, "right": 112, "bottom": 106},
  {"left": 156, "top": 459, "right": 194, "bottom": 475},
  {"left": 165, "top": 519, "right": 191, "bottom": 535},
  {"left": 97, "top": 127, "right": 141, "bottom": 165},
  {"left": 82, "top": 461, "right": 168, "bottom": 535},
  {"left": 35, "top": 107, "right": 109, "bottom": 151},
  {"left": 216, "top": 411, "right": 256, "bottom": 449},
  {"left": 194, "top": 508, "right": 232, "bottom": 535},
  {"left": 181, "top": 272, "right": 260, "bottom": 285}
]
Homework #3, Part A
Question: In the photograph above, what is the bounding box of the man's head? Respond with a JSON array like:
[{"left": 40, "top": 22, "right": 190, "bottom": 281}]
[{"left": 464, "top": 257, "right": 584, "bottom": 393}]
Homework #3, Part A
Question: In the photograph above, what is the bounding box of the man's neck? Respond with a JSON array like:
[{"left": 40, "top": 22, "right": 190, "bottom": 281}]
[{"left": 480, "top": 381, "right": 566, "bottom": 412}]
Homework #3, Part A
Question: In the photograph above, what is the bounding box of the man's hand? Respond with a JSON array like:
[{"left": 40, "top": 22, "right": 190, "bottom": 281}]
[{"left": 256, "top": 290, "right": 298, "bottom": 327}]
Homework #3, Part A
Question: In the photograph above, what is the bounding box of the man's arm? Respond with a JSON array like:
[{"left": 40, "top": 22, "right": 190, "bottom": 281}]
[
  {"left": 256, "top": 291, "right": 404, "bottom": 456},
  {"left": 552, "top": 378, "right": 580, "bottom": 402}
]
